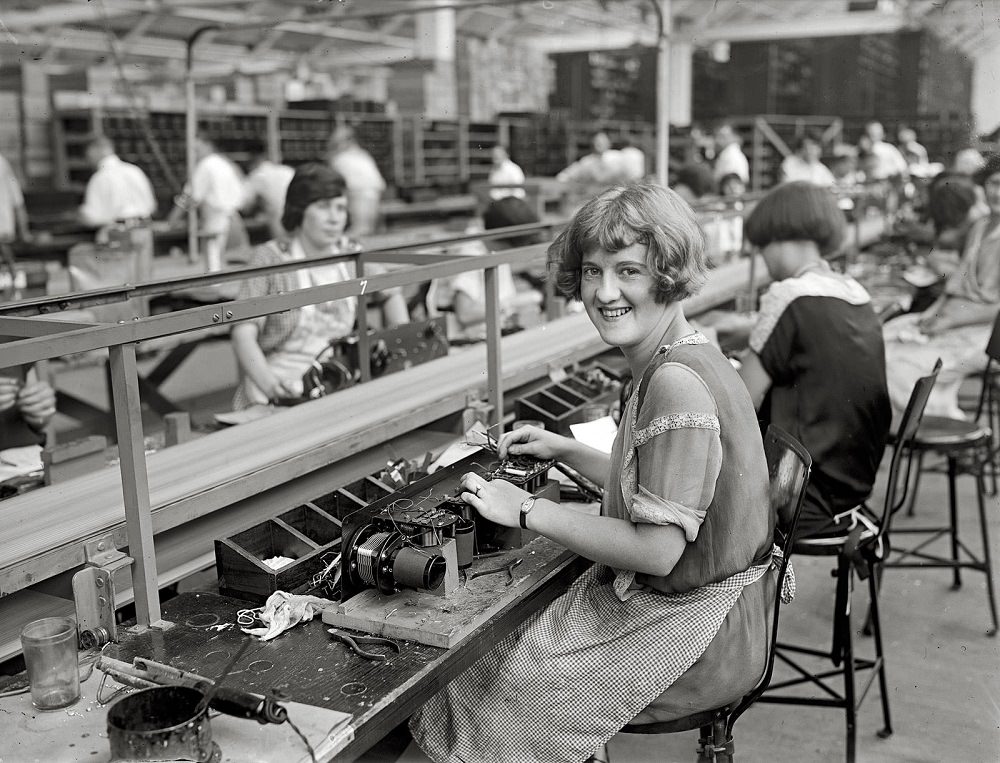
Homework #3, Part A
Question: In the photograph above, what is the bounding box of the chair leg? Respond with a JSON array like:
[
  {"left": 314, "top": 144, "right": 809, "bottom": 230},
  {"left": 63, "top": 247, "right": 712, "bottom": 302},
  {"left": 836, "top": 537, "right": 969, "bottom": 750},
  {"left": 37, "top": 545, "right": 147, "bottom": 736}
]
[
  {"left": 948, "top": 458, "right": 962, "bottom": 589},
  {"left": 712, "top": 715, "right": 733, "bottom": 763},
  {"left": 905, "top": 449, "right": 926, "bottom": 517},
  {"left": 696, "top": 725, "right": 714, "bottom": 763},
  {"left": 842, "top": 566, "right": 858, "bottom": 763},
  {"left": 866, "top": 566, "right": 894, "bottom": 738},
  {"left": 974, "top": 470, "right": 1000, "bottom": 636}
]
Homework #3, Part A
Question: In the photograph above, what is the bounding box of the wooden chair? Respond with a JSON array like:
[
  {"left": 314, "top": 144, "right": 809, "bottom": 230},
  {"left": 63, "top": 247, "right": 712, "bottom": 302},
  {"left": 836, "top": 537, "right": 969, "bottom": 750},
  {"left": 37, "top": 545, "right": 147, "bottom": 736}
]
[
  {"left": 620, "top": 425, "right": 811, "bottom": 763},
  {"left": 886, "top": 318, "right": 999, "bottom": 635},
  {"left": 757, "top": 359, "right": 941, "bottom": 763}
]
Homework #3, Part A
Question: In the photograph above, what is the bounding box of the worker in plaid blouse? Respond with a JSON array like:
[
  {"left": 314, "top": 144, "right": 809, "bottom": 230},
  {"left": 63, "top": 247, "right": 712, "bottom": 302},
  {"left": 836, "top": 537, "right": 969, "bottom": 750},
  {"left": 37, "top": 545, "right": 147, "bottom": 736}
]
[
  {"left": 406, "top": 182, "right": 781, "bottom": 763},
  {"left": 230, "top": 164, "right": 408, "bottom": 409}
]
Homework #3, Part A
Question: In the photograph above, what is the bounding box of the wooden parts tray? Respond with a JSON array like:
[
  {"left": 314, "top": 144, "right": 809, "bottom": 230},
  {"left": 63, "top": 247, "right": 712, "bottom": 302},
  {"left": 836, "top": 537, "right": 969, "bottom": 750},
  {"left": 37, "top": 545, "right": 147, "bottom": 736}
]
[
  {"left": 322, "top": 538, "right": 573, "bottom": 648},
  {"left": 515, "top": 363, "right": 623, "bottom": 434},
  {"left": 215, "top": 503, "right": 341, "bottom": 602}
]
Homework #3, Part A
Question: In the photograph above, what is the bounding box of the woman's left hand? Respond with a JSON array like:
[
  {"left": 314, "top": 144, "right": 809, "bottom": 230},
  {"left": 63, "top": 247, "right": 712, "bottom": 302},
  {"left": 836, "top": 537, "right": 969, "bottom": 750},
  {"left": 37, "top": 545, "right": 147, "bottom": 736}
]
[{"left": 460, "top": 472, "right": 530, "bottom": 528}]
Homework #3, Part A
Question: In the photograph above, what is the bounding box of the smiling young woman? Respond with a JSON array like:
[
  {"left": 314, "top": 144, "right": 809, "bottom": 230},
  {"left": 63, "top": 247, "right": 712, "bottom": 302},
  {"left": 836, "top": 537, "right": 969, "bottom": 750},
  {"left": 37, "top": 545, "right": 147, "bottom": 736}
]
[{"left": 406, "top": 183, "right": 780, "bottom": 763}]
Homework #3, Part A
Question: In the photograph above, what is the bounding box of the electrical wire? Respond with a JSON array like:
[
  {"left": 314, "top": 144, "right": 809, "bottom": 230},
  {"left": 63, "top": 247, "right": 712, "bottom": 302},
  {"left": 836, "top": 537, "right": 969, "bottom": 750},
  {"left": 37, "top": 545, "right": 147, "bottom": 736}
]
[{"left": 286, "top": 714, "right": 318, "bottom": 763}]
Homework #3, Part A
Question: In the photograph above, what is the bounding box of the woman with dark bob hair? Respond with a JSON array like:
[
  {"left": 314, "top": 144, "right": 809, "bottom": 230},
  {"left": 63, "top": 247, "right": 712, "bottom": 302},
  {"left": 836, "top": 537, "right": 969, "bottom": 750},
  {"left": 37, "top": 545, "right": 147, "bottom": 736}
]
[
  {"left": 884, "top": 154, "right": 1000, "bottom": 418},
  {"left": 230, "top": 163, "right": 408, "bottom": 409},
  {"left": 407, "top": 183, "right": 783, "bottom": 763},
  {"left": 739, "top": 181, "right": 890, "bottom": 539}
]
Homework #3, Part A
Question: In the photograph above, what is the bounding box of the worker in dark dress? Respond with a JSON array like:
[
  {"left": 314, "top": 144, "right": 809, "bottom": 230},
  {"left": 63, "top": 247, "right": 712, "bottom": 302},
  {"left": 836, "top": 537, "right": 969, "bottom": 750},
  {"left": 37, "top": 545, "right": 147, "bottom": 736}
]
[{"left": 738, "top": 181, "right": 892, "bottom": 539}]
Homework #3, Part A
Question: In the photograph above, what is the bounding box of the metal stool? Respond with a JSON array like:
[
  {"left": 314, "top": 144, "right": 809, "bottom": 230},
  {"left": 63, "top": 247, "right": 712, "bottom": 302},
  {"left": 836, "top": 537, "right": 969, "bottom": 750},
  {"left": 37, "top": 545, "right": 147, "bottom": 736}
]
[
  {"left": 620, "top": 425, "right": 811, "bottom": 763},
  {"left": 886, "top": 412, "right": 999, "bottom": 636},
  {"left": 757, "top": 360, "right": 940, "bottom": 763}
]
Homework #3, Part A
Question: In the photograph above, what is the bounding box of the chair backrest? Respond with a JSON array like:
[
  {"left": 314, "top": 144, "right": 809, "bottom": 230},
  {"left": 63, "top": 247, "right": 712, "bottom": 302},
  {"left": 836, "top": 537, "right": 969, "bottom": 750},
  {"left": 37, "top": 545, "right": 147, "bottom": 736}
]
[
  {"left": 984, "top": 310, "right": 1000, "bottom": 363},
  {"left": 975, "top": 311, "right": 1000, "bottom": 419},
  {"left": 880, "top": 358, "right": 942, "bottom": 535},
  {"left": 728, "top": 424, "right": 811, "bottom": 731}
]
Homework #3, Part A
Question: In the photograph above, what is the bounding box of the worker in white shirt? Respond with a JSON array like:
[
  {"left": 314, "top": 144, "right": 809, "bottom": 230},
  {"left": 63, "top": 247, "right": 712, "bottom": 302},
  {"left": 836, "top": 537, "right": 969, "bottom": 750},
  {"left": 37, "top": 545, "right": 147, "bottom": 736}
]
[
  {"left": 328, "top": 125, "right": 386, "bottom": 236},
  {"left": 487, "top": 145, "right": 526, "bottom": 200},
  {"left": 169, "top": 132, "right": 247, "bottom": 272},
  {"left": 779, "top": 133, "right": 835, "bottom": 186},
  {"left": 618, "top": 136, "right": 647, "bottom": 182},
  {"left": 79, "top": 136, "right": 158, "bottom": 282},
  {"left": 556, "top": 131, "right": 624, "bottom": 186},
  {"left": 242, "top": 140, "right": 295, "bottom": 241},
  {"left": 712, "top": 124, "right": 750, "bottom": 187},
  {"left": 861, "top": 121, "right": 908, "bottom": 181}
]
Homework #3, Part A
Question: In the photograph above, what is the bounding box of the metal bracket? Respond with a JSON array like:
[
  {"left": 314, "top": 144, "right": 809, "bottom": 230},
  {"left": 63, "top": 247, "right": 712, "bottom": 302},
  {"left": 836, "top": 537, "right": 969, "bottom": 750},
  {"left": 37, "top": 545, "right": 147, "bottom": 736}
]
[
  {"left": 84, "top": 533, "right": 132, "bottom": 574},
  {"left": 72, "top": 567, "right": 118, "bottom": 646}
]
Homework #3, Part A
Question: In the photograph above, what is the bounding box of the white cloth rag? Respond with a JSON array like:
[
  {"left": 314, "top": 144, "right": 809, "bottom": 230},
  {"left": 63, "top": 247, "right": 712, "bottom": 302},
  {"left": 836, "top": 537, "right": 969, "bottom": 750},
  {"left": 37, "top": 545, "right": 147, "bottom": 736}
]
[{"left": 241, "top": 591, "right": 335, "bottom": 641}]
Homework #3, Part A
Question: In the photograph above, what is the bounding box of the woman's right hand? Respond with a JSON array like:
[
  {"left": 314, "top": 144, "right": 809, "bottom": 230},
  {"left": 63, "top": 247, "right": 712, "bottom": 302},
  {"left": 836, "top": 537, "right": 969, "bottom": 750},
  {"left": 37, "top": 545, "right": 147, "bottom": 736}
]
[
  {"left": 267, "top": 378, "right": 299, "bottom": 402},
  {"left": 497, "top": 425, "right": 570, "bottom": 462}
]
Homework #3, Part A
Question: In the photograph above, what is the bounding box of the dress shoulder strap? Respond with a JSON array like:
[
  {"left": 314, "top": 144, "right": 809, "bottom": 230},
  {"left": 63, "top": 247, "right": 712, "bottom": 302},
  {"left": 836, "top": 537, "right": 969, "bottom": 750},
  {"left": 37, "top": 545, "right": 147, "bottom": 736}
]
[{"left": 635, "top": 348, "right": 671, "bottom": 418}]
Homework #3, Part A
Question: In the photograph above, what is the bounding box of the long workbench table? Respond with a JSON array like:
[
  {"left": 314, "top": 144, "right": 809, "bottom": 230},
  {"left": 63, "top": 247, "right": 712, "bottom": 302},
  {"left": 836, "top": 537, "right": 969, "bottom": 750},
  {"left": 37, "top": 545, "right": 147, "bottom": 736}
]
[
  {"left": 3, "top": 536, "right": 588, "bottom": 762},
  {"left": 0, "top": 209, "right": 890, "bottom": 663}
]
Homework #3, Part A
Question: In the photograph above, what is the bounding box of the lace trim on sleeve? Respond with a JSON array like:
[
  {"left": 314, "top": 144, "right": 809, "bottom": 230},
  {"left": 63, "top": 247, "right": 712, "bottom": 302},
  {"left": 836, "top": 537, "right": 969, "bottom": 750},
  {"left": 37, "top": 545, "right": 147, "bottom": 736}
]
[
  {"left": 631, "top": 485, "right": 707, "bottom": 541},
  {"left": 632, "top": 412, "right": 720, "bottom": 449}
]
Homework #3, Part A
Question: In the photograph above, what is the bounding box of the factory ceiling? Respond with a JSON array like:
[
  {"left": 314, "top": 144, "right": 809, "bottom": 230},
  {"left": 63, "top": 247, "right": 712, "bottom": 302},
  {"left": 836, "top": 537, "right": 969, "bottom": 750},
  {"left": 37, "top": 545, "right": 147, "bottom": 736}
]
[{"left": 1, "top": 0, "right": 998, "bottom": 77}]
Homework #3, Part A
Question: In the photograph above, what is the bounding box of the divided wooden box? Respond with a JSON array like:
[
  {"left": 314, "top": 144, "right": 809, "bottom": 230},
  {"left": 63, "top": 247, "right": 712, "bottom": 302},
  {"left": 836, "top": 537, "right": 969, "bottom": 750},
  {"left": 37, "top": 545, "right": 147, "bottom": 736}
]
[
  {"left": 215, "top": 503, "right": 342, "bottom": 603},
  {"left": 514, "top": 365, "right": 622, "bottom": 435}
]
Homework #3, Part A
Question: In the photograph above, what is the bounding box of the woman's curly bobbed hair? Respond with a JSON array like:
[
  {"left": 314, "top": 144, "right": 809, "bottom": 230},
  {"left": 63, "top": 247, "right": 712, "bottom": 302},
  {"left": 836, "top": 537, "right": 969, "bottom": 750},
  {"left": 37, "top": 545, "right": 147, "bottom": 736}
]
[{"left": 548, "top": 182, "right": 707, "bottom": 304}]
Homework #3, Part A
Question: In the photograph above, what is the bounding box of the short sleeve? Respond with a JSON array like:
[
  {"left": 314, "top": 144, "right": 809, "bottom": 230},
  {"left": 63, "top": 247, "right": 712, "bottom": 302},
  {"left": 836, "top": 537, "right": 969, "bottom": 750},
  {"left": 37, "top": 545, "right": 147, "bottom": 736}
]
[
  {"left": 749, "top": 286, "right": 798, "bottom": 384},
  {"left": 632, "top": 363, "right": 722, "bottom": 541},
  {"left": 235, "top": 244, "right": 280, "bottom": 333}
]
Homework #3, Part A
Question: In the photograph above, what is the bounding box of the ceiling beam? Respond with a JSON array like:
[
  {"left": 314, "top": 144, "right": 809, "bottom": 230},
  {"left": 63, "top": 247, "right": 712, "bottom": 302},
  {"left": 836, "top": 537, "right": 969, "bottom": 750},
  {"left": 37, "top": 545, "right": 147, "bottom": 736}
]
[
  {"left": 6, "top": 27, "right": 298, "bottom": 67},
  {"left": 522, "top": 28, "right": 657, "bottom": 53},
  {"left": 305, "top": 44, "right": 417, "bottom": 69},
  {"left": 2, "top": 1, "right": 150, "bottom": 29},
  {"left": 681, "top": 10, "right": 915, "bottom": 44}
]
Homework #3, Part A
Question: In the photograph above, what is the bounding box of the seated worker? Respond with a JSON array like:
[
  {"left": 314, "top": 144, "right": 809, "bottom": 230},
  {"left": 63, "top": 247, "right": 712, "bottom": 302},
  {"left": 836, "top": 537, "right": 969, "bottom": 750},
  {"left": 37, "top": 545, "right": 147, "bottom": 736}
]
[
  {"left": 738, "top": 181, "right": 891, "bottom": 540},
  {"left": 408, "top": 183, "right": 780, "bottom": 762},
  {"left": 230, "top": 163, "right": 409, "bottom": 409},
  {"left": 905, "top": 172, "right": 988, "bottom": 312},
  {"left": 0, "top": 364, "right": 56, "bottom": 449},
  {"left": 241, "top": 140, "right": 295, "bottom": 241},
  {"left": 556, "top": 131, "right": 624, "bottom": 187},
  {"left": 430, "top": 196, "right": 543, "bottom": 342},
  {"left": 883, "top": 154, "right": 1000, "bottom": 419},
  {"left": 779, "top": 133, "right": 835, "bottom": 187},
  {"left": 487, "top": 144, "right": 526, "bottom": 201}
]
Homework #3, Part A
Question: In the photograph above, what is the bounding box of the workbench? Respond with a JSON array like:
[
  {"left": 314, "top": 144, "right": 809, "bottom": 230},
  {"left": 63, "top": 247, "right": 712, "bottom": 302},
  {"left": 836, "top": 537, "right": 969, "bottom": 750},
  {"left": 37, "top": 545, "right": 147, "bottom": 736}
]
[{"left": 2, "top": 537, "right": 587, "bottom": 762}]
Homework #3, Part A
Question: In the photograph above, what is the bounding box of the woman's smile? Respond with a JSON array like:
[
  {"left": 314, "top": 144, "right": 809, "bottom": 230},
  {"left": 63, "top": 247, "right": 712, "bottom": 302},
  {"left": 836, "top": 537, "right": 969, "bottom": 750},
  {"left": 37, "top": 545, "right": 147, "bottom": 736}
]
[{"left": 598, "top": 305, "right": 632, "bottom": 320}]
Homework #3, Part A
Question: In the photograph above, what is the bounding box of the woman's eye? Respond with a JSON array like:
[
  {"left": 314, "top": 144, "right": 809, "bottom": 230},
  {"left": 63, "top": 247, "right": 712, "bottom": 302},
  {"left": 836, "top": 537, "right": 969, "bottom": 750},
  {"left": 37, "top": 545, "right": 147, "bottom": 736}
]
[
  {"left": 582, "top": 266, "right": 600, "bottom": 277},
  {"left": 620, "top": 268, "right": 640, "bottom": 277}
]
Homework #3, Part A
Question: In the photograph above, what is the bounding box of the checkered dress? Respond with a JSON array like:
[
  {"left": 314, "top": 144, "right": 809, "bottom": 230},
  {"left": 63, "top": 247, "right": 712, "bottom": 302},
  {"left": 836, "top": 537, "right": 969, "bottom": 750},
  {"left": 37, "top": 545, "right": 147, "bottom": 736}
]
[
  {"left": 410, "top": 555, "right": 789, "bottom": 763},
  {"left": 410, "top": 336, "right": 790, "bottom": 763}
]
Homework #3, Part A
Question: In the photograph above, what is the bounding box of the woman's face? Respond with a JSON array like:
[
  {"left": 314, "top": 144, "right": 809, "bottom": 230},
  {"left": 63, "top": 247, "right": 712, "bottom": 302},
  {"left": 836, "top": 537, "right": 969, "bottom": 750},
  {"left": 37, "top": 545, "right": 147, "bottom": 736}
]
[
  {"left": 299, "top": 196, "right": 349, "bottom": 250},
  {"left": 580, "top": 242, "right": 665, "bottom": 351},
  {"left": 984, "top": 173, "right": 1000, "bottom": 215}
]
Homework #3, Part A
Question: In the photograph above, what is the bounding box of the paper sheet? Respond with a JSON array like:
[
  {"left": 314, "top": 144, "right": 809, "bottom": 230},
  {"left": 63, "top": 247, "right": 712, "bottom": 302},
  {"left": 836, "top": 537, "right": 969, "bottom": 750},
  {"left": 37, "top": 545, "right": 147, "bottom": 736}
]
[
  {"left": 0, "top": 445, "right": 43, "bottom": 473},
  {"left": 569, "top": 416, "right": 618, "bottom": 454}
]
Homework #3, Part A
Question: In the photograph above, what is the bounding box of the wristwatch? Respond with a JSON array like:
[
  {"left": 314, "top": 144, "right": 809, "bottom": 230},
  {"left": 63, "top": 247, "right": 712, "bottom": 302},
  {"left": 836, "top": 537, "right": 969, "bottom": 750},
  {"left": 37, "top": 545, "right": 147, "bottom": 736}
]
[{"left": 519, "top": 495, "right": 536, "bottom": 529}]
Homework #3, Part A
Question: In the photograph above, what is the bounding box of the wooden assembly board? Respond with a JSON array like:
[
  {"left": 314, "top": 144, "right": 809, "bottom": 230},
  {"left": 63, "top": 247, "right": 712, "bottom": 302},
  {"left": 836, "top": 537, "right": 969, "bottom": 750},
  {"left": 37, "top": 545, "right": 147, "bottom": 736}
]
[{"left": 323, "top": 537, "right": 573, "bottom": 648}]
